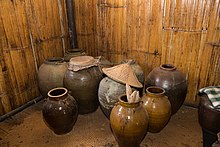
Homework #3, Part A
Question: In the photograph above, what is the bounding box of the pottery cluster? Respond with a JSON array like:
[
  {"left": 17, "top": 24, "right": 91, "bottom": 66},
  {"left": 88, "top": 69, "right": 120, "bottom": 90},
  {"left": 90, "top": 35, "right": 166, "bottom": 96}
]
[
  {"left": 38, "top": 55, "right": 103, "bottom": 135},
  {"left": 37, "top": 55, "right": 187, "bottom": 146}
]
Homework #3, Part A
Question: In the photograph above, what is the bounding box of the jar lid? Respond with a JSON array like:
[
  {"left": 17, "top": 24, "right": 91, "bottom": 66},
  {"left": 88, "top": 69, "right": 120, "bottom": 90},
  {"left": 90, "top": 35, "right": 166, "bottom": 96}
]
[
  {"left": 68, "top": 56, "right": 98, "bottom": 71},
  {"left": 102, "top": 63, "right": 143, "bottom": 88}
]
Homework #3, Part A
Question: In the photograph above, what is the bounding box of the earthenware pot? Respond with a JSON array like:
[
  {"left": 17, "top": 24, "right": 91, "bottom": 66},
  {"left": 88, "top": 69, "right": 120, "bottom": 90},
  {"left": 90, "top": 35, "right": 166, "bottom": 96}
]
[
  {"left": 198, "top": 94, "right": 220, "bottom": 147},
  {"left": 146, "top": 64, "right": 187, "bottom": 115},
  {"left": 98, "top": 77, "right": 127, "bottom": 118},
  {"left": 110, "top": 94, "right": 149, "bottom": 147},
  {"left": 37, "top": 57, "right": 67, "bottom": 98},
  {"left": 42, "top": 87, "right": 78, "bottom": 135},
  {"left": 63, "top": 56, "right": 103, "bottom": 114},
  {"left": 142, "top": 86, "right": 171, "bottom": 133}
]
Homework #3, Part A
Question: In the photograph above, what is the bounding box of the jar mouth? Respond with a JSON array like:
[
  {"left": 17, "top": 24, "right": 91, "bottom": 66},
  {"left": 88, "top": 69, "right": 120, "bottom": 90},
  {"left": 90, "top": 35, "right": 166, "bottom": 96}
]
[
  {"left": 48, "top": 87, "right": 68, "bottom": 98},
  {"left": 118, "top": 94, "right": 139, "bottom": 107},
  {"left": 146, "top": 86, "right": 165, "bottom": 95},
  {"left": 160, "top": 64, "right": 176, "bottom": 70},
  {"left": 44, "top": 57, "right": 64, "bottom": 64},
  {"left": 66, "top": 49, "right": 84, "bottom": 53}
]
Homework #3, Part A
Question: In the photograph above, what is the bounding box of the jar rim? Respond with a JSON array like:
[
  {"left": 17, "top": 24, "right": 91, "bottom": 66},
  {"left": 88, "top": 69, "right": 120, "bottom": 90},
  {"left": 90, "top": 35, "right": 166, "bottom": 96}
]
[
  {"left": 160, "top": 64, "right": 176, "bottom": 71},
  {"left": 44, "top": 57, "right": 64, "bottom": 64},
  {"left": 48, "top": 87, "right": 68, "bottom": 99},
  {"left": 118, "top": 94, "right": 140, "bottom": 107},
  {"left": 146, "top": 86, "right": 165, "bottom": 96}
]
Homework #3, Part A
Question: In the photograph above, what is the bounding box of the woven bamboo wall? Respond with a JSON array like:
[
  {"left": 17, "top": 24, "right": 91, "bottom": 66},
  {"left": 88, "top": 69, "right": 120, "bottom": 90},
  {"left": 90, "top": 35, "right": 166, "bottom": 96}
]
[
  {"left": 0, "top": 0, "right": 219, "bottom": 115},
  {"left": 74, "top": 0, "right": 220, "bottom": 107},
  {"left": 0, "top": 0, "right": 69, "bottom": 115}
]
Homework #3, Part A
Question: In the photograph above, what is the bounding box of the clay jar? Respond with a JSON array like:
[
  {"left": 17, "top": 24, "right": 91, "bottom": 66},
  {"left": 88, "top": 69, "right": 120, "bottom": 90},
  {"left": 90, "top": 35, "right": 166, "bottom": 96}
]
[
  {"left": 99, "top": 77, "right": 127, "bottom": 118},
  {"left": 42, "top": 87, "right": 78, "bottom": 135},
  {"left": 146, "top": 64, "right": 187, "bottom": 115},
  {"left": 37, "top": 57, "right": 67, "bottom": 98},
  {"left": 110, "top": 94, "right": 148, "bottom": 147},
  {"left": 63, "top": 56, "right": 103, "bottom": 114},
  {"left": 142, "top": 86, "right": 171, "bottom": 133}
]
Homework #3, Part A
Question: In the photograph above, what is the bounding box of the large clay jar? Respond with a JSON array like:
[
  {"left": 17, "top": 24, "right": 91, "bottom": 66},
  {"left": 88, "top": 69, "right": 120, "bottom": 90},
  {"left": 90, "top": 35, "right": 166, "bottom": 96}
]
[
  {"left": 42, "top": 87, "right": 78, "bottom": 135},
  {"left": 99, "top": 77, "right": 127, "bottom": 118},
  {"left": 198, "top": 94, "right": 220, "bottom": 147},
  {"left": 142, "top": 86, "right": 171, "bottom": 133},
  {"left": 63, "top": 56, "right": 103, "bottom": 114},
  {"left": 146, "top": 64, "right": 187, "bottom": 115},
  {"left": 37, "top": 57, "right": 67, "bottom": 98},
  {"left": 98, "top": 63, "right": 143, "bottom": 119},
  {"left": 110, "top": 94, "right": 149, "bottom": 147}
]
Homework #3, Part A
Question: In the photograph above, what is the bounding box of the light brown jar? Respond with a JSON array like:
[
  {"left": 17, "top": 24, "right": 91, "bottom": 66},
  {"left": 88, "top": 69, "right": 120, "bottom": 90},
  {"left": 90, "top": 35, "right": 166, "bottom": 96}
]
[
  {"left": 110, "top": 94, "right": 149, "bottom": 147},
  {"left": 142, "top": 86, "right": 171, "bottom": 133}
]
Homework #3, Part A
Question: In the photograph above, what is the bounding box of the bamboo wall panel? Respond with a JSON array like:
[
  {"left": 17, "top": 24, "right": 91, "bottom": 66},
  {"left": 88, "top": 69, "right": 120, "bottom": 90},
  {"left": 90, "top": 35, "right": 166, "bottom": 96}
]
[
  {"left": 0, "top": 0, "right": 68, "bottom": 115},
  {"left": 74, "top": 0, "right": 220, "bottom": 106}
]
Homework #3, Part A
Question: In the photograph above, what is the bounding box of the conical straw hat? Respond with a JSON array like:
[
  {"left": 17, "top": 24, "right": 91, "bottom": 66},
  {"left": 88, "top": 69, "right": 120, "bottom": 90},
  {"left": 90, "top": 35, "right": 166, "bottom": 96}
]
[{"left": 102, "top": 63, "right": 143, "bottom": 88}]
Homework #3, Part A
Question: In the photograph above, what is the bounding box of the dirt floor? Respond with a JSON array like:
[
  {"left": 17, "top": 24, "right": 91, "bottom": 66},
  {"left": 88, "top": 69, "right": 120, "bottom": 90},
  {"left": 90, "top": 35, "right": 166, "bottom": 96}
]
[{"left": 0, "top": 101, "right": 203, "bottom": 147}]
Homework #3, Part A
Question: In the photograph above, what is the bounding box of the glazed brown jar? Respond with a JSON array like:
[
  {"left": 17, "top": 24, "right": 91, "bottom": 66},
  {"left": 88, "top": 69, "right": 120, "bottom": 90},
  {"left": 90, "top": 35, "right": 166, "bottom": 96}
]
[
  {"left": 146, "top": 64, "right": 187, "bottom": 115},
  {"left": 110, "top": 94, "right": 149, "bottom": 147},
  {"left": 42, "top": 87, "right": 78, "bottom": 135},
  {"left": 63, "top": 56, "right": 103, "bottom": 114},
  {"left": 37, "top": 57, "right": 67, "bottom": 98},
  {"left": 142, "top": 86, "right": 171, "bottom": 133}
]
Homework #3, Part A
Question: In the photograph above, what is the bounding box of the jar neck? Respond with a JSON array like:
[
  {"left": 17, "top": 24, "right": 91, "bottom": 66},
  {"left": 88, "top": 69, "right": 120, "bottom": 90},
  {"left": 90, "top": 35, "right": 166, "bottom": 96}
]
[
  {"left": 146, "top": 86, "right": 165, "bottom": 98},
  {"left": 44, "top": 57, "right": 65, "bottom": 65},
  {"left": 118, "top": 95, "right": 140, "bottom": 108},
  {"left": 48, "top": 87, "right": 68, "bottom": 101},
  {"left": 160, "top": 64, "right": 176, "bottom": 71}
]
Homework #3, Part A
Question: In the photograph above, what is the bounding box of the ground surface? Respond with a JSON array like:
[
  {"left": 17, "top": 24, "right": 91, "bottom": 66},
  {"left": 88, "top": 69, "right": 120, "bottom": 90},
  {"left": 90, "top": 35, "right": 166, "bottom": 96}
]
[{"left": 0, "top": 101, "right": 203, "bottom": 147}]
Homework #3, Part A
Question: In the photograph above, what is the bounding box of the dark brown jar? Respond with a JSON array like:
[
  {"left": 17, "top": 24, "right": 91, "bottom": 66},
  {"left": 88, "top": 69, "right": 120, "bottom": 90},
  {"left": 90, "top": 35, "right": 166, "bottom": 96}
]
[
  {"left": 142, "top": 86, "right": 171, "bottom": 133},
  {"left": 110, "top": 94, "right": 149, "bottom": 147},
  {"left": 42, "top": 87, "right": 78, "bottom": 135},
  {"left": 198, "top": 94, "right": 220, "bottom": 133},
  {"left": 146, "top": 64, "right": 187, "bottom": 115},
  {"left": 63, "top": 56, "right": 103, "bottom": 114},
  {"left": 37, "top": 57, "right": 67, "bottom": 98}
]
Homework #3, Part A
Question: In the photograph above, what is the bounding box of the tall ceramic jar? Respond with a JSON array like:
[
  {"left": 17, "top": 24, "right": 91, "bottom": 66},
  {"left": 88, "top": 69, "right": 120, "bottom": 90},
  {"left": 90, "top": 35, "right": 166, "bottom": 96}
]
[
  {"left": 37, "top": 57, "right": 67, "bottom": 98},
  {"left": 63, "top": 56, "right": 103, "bottom": 114},
  {"left": 98, "top": 63, "right": 143, "bottom": 119},
  {"left": 110, "top": 94, "right": 149, "bottom": 147},
  {"left": 146, "top": 64, "right": 187, "bottom": 115},
  {"left": 142, "top": 86, "right": 171, "bottom": 133},
  {"left": 42, "top": 87, "right": 78, "bottom": 135}
]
